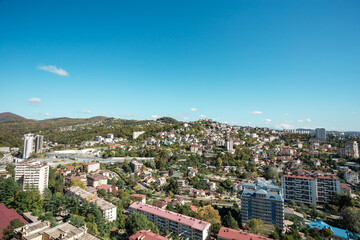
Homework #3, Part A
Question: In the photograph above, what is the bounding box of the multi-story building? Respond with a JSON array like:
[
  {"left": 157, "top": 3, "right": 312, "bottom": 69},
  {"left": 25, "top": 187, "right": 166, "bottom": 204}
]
[
  {"left": 240, "top": 181, "right": 284, "bottom": 231},
  {"left": 345, "top": 141, "right": 359, "bottom": 159},
  {"left": 315, "top": 128, "right": 326, "bottom": 140},
  {"left": 130, "top": 160, "right": 143, "bottom": 174},
  {"left": 344, "top": 171, "right": 359, "bottom": 184},
  {"left": 23, "top": 133, "right": 34, "bottom": 159},
  {"left": 66, "top": 186, "right": 117, "bottom": 221},
  {"left": 281, "top": 175, "right": 340, "bottom": 205},
  {"left": 225, "top": 139, "right": 234, "bottom": 152},
  {"left": 34, "top": 135, "right": 43, "bottom": 153},
  {"left": 217, "top": 227, "right": 273, "bottom": 240},
  {"left": 15, "top": 162, "right": 49, "bottom": 194},
  {"left": 129, "top": 202, "right": 211, "bottom": 240},
  {"left": 83, "top": 162, "right": 100, "bottom": 173},
  {"left": 86, "top": 174, "right": 108, "bottom": 188}
]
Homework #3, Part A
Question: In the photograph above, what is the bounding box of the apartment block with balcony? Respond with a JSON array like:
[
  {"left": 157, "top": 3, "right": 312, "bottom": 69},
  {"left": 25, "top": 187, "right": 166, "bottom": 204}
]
[
  {"left": 15, "top": 162, "right": 49, "bottom": 194},
  {"left": 129, "top": 202, "right": 211, "bottom": 240},
  {"left": 240, "top": 181, "right": 284, "bottom": 231}
]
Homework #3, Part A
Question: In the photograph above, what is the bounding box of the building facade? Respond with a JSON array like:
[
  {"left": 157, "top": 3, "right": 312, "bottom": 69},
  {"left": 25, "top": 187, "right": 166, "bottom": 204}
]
[
  {"left": 240, "top": 181, "right": 284, "bottom": 231},
  {"left": 34, "top": 135, "right": 44, "bottom": 153},
  {"left": 315, "top": 128, "right": 326, "bottom": 140},
  {"left": 129, "top": 202, "right": 211, "bottom": 240},
  {"left": 23, "top": 133, "right": 34, "bottom": 159},
  {"left": 217, "top": 227, "right": 273, "bottom": 240},
  {"left": 281, "top": 175, "right": 341, "bottom": 205},
  {"left": 15, "top": 162, "right": 49, "bottom": 194}
]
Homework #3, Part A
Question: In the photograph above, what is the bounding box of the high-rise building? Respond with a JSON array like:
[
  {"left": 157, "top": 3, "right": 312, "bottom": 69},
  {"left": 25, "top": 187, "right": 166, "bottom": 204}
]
[
  {"left": 34, "top": 135, "right": 44, "bottom": 153},
  {"left": 240, "top": 181, "right": 284, "bottom": 231},
  {"left": 15, "top": 162, "right": 49, "bottom": 194},
  {"left": 315, "top": 128, "right": 326, "bottom": 140},
  {"left": 281, "top": 175, "right": 341, "bottom": 205},
  {"left": 129, "top": 202, "right": 211, "bottom": 240},
  {"left": 345, "top": 141, "right": 359, "bottom": 159},
  {"left": 225, "top": 138, "right": 234, "bottom": 152},
  {"left": 23, "top": 133, "right": 34, "bottom": 159}
]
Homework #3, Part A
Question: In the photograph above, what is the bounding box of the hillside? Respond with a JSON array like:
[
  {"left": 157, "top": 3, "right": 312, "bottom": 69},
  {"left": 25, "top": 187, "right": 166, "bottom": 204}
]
[{"left": 0, "top": 112, "right": 29, "bottom": 123}]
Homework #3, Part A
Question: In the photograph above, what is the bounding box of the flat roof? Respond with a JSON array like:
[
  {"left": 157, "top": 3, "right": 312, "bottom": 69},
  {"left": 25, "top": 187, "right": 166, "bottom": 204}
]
[{"left": 129, "top": 202, "right": 210, "bottom": 231}]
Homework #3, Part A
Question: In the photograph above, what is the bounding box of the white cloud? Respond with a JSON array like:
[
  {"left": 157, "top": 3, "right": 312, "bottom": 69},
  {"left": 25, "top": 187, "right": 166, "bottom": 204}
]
[
  {"left": 283, "top": 113, "right": 289, "bottom": 116},
  {"left": 151, "top": 115, "right": 159, "bottom": 118},
  {"left": 275, "top": 123, "right": 294, "bottom": 129},
  {"left": 306, "top": 118, "right": 311, "bottom": 122},
  {"left": 190, "top": 108, "right": 197, "bottom": 112},
  {"left": 79, "top": 110, "right": 91, "bottom": 114},
  {"left": 297, "top": 120, "right": 304, "bottom": 123},
  {"left": 37, "top": 65, "right": 69, "bottom": 76},
  {"left": 250, "top": 111, "right": 263, "bottom": 114},
  {"left": 200, "top": 114, "right": 207, "bottom": 118},
  {"left": 265, "top": 119, "right": 272, "bottom": 124},
  {"left": 27, "top": 97, "right": 42, "bottom": 103},
  {"left": 122, "top": 113, "right": 134, "bottom": 118},
  {"left": 170, "top": 114, "right": 189, "bottom": 120},
  {"left": 45, "top": 113, "right": 56, "bottom": 116},
  {"left": 351, "top": 112, "right": 358, "bottom": 114}
]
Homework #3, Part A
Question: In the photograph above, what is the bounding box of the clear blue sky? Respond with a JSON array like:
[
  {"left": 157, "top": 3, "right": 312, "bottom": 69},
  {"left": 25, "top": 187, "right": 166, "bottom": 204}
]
[{"left": 1, "top": 0, "right": 359, "bottom": 131}]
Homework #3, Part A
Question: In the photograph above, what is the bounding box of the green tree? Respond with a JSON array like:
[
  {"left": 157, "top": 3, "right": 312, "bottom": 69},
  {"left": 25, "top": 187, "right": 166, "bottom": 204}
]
[
  {"left": 5, "top": 163, "right": 16, "bottom": 177},
  {"left": 320, "top": 228, "right": 333, "bottom": 239},
  {"left": 197, "top": 205, "right": 222, "bottom": 235},
  {"left": 69, "top": 214, "right": 85, "bottom": 227},
  {"left": 70, "top": 178, "right": 86, "bottom": 189},
  {"left": 2, "top": 218, "right": 25, "bottom": 240},
  {"left": 126, "top": 213, "right": 159, "bottom": 235},
  {"left": 10, "top": 190, "right": 44, "bottom": 214},
  {"left": 216, "top": 157, "right": 223, "bottom": 166},
  {"left": 98, "top": 189, "right": 107, "bottom": 198},
  {"left": 341, "top": 207, "right": 360, "bottom": 233},
  {"left": 164, "top": 178, "right": 180, "bottom": 195},
  {"left": 223, "top": 212, "right": 238, "bottom": 229},
  {"left": 247, "top": 219, "right": 275, "bottom": 236}
]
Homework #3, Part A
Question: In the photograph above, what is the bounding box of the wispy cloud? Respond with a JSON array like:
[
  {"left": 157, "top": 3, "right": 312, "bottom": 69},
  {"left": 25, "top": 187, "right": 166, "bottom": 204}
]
[
  {"left": 122, "top": 113, "right": 134, "bottom": 118},
  {"left": 351, "top": 112, "right": 358, "bottom": 114},
  {"left": 101, "top": 112, "right": 115, "bottom": 116},
  {"left": 250, "top": 111, "right": 263, "bottom": 114},
  {"left": 78, "top": 110, "right": 91, "bottom": 114},
  {"left": 305, "top": 118, "right": 311, "bottom": 122},
  {"left": 265, "top": 119, "right": 272, "bottom": 124},
  {"left": 297, "top": 120, "right": 304, "bottom": 123},
  {"left": 283, "top": 113, "right": 289, "bottom": 116},
  {"left": 200, "top": 114, "right": 207, "bottom": 118},
  {"left": 275, "top": 123, "right": 294, "bottom": 130},
  {"left": 190, "top": 107, "right": 197, "bottom": 112},
  {"left": 45, "top": 113, "right": 56, "bottom": 117},
  {"left": 37, "top": 65, "right": 69, "bottom": 76},
  {"left": 151, "top": 115, "right": 159, "bottom": 118},
  {"left": 27, "top": 97, "right": 42, "bottom": 103},
  {"left": 170, "top": 114, "right": 189, "bottom": 120}
]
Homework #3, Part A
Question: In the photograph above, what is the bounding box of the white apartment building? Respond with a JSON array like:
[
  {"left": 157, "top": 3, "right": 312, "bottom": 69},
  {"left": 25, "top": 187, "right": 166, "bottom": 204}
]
[
  {"left": 83, "top": 162, "right": 100, "bottom": 173},
  {"left": 66, "top": 186, "right": 117, "bottom": 221},
  {"left": 281, "top": 175, "right": 340, "bottom": 205},
  {"left": 129, "top": 202, "right": 211, "bottom": 240},
  {"left": 15, "top": 162, "right": 49, "bottom": 194},
  {"left": 315, "top": 128, "right": 326, "bottom": 140},
  {"left": 23, "top": 133, "right": 34, "bottom": 159},
  {"left": 344, "top": 171, "right": 359, "bottom": 184}
]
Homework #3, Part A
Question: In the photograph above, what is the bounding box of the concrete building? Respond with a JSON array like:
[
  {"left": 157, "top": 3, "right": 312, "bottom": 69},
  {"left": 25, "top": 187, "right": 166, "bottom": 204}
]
[
  {"left": 315, "top": 128, "right": 326, "bottom": 140},
  {"left": 345, "top": 141, "right": 359, "bottom": 159},
  {"left": 133, "top": 131, "right": 145, "bottom": 139},
  {"left": 83, "top": 162, "right": 100, "bottom": 173},
  {"left": 66, "top": 186, "right": 117, "bottom": 221},
  {"left": 225, "top": 139, "right": 234, "bottom": 152},
  {"left": 86, "top": 174, "right": 108, "bottom": 188},
  {"left": 281, "top": 175, "right": 341, "bottom": 205},
  {"left": 240, "top": 181, "right": 284, "bottom": 231},
  {"left": 15, "top": 162, "right": 49, "bottom": 194},
  {"left": 130, "top": 194, "right": 147, "bottom": 204},
  {"left": 129, "top": 202, "right": 211, "bottom": 240},
  {"left": 217, "top": 227, "right": 273, "bottom": 240},
  {"left": 344, "top": 171, "right": 359, "bottom": 184},
  {"left": 34, "top": 135, "right": 43, "bottom": 153},
  {"left": 23, "top": 133, "right": 34, "bottom": 159},
  {"left": 131, "top": 160, "right": 143, "bottom": 174}
]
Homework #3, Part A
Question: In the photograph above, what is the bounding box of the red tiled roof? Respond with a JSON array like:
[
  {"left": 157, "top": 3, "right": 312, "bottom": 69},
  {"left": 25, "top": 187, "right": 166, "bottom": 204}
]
[
  {"left": 129, "top": 230, "right": 168, "bottom": 240},
  {"left": 130, "top": 202, "right": 210, "bottom": 231},
  {"left": 218, "top": 227, "right": 273, "bottom": 240},
  {"left": 83, "top": 162, "right": 100, "bottom": 166},
  {"left": 282, "top": 175, "right": 314, "bottom": 180},
  {"left": 341, "top": 184, "right": 351, "bottom": 190},
  {"left": 130, "top": 194, "right": 146, "bottom": 200},
  {"left": 0, "top": 204, "right": 28, "bottom": 238},
  {"left": 97, "top": 184, "right": 112, "bottom": 191}
]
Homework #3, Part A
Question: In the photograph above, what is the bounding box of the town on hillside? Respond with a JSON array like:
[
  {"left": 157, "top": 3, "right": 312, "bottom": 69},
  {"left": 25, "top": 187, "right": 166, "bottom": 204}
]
[{"left": 0, "top": 118, "right": 359, "bottom": 240}]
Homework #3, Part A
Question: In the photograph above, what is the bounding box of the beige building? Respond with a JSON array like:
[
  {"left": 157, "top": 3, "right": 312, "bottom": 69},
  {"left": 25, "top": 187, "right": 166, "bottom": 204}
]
[
  {"left": 15, "top": 162, "right": 49, "bottom": 194},
  {"left": 83, "top": 162, "right": 100, "bottom": 173}
]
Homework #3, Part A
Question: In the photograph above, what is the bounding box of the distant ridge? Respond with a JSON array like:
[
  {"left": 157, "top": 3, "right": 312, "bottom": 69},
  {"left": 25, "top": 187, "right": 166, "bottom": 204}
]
[{"left": 0, "top": 112, "right": 28, "bottom": 123}]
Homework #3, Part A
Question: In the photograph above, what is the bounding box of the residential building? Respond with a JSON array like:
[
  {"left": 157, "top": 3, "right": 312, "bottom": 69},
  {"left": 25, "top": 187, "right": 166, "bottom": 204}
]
[
  {"left": 133, "top": 131, "right": 145, "bottom": 139},
  {"left": 34, "top": 135, "right": 43, "bottom": 153},
  {"left": 15, "top": 162, "right": 49, "bottom": 194},
  {"left": 0, "top": 203, "right": 28, "bottom": 239},
  {"left": 87, "top": 174, "right": 108, "bottom": 188},
  {"left": 315, "top": 128, "right": 326, "bottom": 140},
  {"left": 305, "top": 220, "right": 359, "bottom": 240},
  {"left": 225, "top": 139, "right": 234, "bottom": 152},
  {"left": 83, "top": 162, "right": 100, "bottom": 173},
  {"left": 129, "top": 230, "right": 169, "bottom": 240},
  {"left": 40, "top": 222, "right": 101, "bottom": 240},
  {"left": 66, "top": 186, "right": 117, "bottom": 221},
  {"left": 23, "top": 133, "right": 34, "bottom": 159},
  {"left": 217, "top": 227, "right": 273, "bottom": 240},
  {"left": 129, "top": 202, "right": 211, "bottom": 240},
  {"left": 131, "top": 160, "right": 143, "bottom": 174},
  {"left": 345, "top": 141, "right": 359, "bottom": 159},
  {"left": 130, "top": 194, "right": 146, "bottom": 204},
  {"left": 281, "top": 175, "right": 340, "bottom": 205},
  {"left": 240, "top": 181, "right": 284, "bottom": 231},
  {"left": 344, "top": 171, "right": 358, "bottom": 184}
]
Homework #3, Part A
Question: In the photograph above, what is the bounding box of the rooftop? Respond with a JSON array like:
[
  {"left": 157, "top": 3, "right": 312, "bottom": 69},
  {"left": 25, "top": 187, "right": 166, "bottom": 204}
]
[
  {"left": 0, "top": 203, "right": 28, "bottom": 238},
  {"left": 218, "top": 227, "right": 273, "bottom": 240},
  {"left": 130, "top": 202, "right": 210, "bottom": 231},
  {"left": 129, "top": 230, "right": 168, "bottom": 240}
]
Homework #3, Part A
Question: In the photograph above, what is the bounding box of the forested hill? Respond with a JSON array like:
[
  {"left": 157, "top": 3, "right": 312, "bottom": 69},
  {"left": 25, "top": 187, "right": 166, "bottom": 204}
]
[{"left": 0, "top": 113, "right": 182, "bottom": 148}]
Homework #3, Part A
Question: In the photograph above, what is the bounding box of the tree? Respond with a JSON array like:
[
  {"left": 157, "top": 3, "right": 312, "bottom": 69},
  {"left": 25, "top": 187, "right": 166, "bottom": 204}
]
[
  {"left": 70, "top": 178, "right": 86, "bottom": 189},
  {"left": 2, "top": 218, "right": 25, "bottom": 240},
  {"left": 126, "top": 213, "right": 159, "bottom": 235},
  {"left": 222, "top": 179, "right": 233, "bottom": 189},
  {"left": 0, "top": 177, "right": 21, "bottom": 205},
  {"left": 164, "top": 178, "right": 180, "bottom": 194},
  {"left": 98, "top": 189, "right": 107, "bottom": 198},
  {"left": 223, "top": 212, "right": 238, "bottom": 229},
  {"left": 216, "top": 157, "right": 222, "bottom": 166},
  {"left": 69, "top": 214, "right": 85, "bottom": 227},
  {"left": 320, "top": 228, "right": 333, "bottom": 239},
  {"left": 10, "top": 190, "right": 44, "bottom": 214},
  {"left": 197, "top": 205, "right": 222, "bottom": 235},
  {"left": 247, "top": 219, "right": 275, "bottom": 236},
  {"left": 5, "top": 163, "right": 16, "bottom": 177},
  {"left": 341, "top": 207, "right": 360, "bottom": 233},
  {"left": 265, "top": 167, "right": 278, "bottom": 180}
]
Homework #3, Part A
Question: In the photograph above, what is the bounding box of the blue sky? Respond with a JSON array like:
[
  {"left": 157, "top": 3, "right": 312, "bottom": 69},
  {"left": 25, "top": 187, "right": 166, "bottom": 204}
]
[{"left": 1, "top": 0, "right": 359, "bottom": 131}]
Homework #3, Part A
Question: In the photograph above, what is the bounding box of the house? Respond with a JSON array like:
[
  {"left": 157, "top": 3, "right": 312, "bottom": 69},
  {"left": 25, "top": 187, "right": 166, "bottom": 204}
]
[
  {"left": 188, "top": 168, "right": 198, "bottom": 178},
  {"left": 153, "top": 201, "right": 167, "bottom": 209},
  {"left": 341, "top": 184, "right": 352, "bottom": 196},
  {"left": 87, "top": 174, "right": 108, "bottom": 188},
  {"left": 97, "top": 184, "right": 115, "bottom": 193},
  {"left": 130, "top": 194, "right": 146, "bottom": 204},
  {"left": 157, "top": 177, "right": 167, "bottom": 186},
  {"left": 83, "top": 162, "right": 100, "bottom": 173},
  {"left": 305, "top": 220, "right": 358, "bottom": 240}
]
